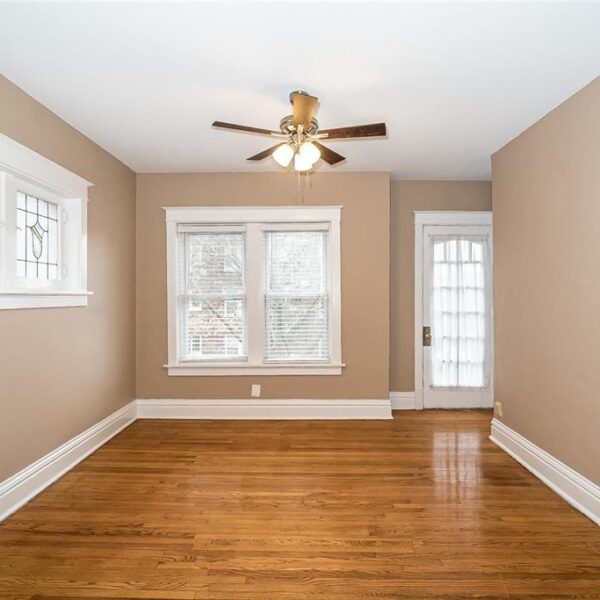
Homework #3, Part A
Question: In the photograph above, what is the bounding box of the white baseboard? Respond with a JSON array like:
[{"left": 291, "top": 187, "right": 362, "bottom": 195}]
[
  {"left": 425, "top": 398, "right": 493, "bottom": 409},
  {"left": 390, "top": 391, "right": 416, "bottom": 410},
  {"left": 490, "top": 418, "right": 600, "bottom": 528},
  {"left": 137, "top": 398, "right": 392, "bottom": 420},
  {"left": 0, "top": 400, "right": 137, "bottom": 523}
]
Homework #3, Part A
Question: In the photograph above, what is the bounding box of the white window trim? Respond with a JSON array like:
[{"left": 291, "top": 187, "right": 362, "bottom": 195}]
[
  {"left": 164, "top": 205, "right": 343, "bottom": 376},
  {"left": 0, "top": 133, "right": 93, "bottom": 309}
]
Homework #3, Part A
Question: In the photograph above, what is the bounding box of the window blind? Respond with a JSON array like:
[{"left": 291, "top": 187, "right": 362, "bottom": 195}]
[
  {"left": 264, "top": 229, "right": 329, "bottom": 362},
  {"left": 178, "top": 230, "right": 246, "bottom": 361}
]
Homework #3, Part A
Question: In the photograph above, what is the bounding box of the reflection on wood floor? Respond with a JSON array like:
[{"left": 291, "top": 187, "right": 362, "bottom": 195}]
[{"left": 1, "top": 410, "right": 599, "bottom": 599}]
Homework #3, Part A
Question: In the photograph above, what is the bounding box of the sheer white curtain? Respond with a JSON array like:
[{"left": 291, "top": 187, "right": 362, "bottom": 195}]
[{"left": 430, "top": 235, "right": 490, "bottom": 389}]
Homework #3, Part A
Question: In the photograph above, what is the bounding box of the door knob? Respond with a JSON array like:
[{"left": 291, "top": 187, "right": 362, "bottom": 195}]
[{"left": 423, "top": 326, "right": 432, "bottom": 346}]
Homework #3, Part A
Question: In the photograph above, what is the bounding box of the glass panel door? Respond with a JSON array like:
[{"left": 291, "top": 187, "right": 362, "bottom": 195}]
[{"left": 422, "top": 225, "right": 493, "bottom": 409}]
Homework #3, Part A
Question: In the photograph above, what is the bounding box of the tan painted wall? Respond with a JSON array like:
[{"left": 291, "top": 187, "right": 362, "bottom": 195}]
[
  {"left": 492, "top": 76, "right": 600, "bottom": 484},
  {"left": 136, "top": 172, "right": 390, "bottom": 400},
  {"left": 0, "top": 76, "right": 136, "bottom": 481},
  {"left": 389, "top": 181, "right": 492, "bottom": 391}
]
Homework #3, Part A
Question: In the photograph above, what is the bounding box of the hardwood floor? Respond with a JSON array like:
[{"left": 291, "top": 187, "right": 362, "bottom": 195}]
[{"left": 1, "top": 411, "right": 599, "bottom": 599}]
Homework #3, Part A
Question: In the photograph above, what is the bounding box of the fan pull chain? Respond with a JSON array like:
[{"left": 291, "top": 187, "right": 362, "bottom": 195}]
[
  {"left": 301, "top": 172, "right": 306, "bottom": 204},
  {"left": 296, "top": 169, "right": 305, "bottom": 204},
  {"left": 294, "top": 170, "right": 315, "bottom": 204}
]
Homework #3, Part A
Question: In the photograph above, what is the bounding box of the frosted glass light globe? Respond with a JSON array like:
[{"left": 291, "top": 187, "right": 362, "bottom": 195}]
[
  {"left": 299, "top": 141, "right": 321, "bottom": 165},
  {"left": 294, "top": 152, "right": 313, "bottom": 172},
  {"left": 273, "top": 143, "right": 294, "bottom": 167}
]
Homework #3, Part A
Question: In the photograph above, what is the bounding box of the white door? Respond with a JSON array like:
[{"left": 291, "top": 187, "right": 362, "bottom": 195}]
[{"left": 420, "top": 222, "right": 493, "bottom": 409}]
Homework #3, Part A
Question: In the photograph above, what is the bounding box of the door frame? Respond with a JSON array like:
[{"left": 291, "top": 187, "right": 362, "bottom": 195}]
[{"left": 414, "top": 211, "right": 493, "bottom": 410}]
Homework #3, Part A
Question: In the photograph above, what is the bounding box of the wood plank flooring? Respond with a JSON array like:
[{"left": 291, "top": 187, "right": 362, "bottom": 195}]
[{"left": 1, "top": 411, "right": 599, "bottom": 599}]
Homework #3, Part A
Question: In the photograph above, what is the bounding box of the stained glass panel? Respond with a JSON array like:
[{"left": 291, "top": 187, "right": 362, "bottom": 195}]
[{"left": 16, "top": 192, "right": 60, "bottom": 280}]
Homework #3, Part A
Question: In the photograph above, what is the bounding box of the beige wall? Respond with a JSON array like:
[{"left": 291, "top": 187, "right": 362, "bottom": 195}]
[
  {"left": 492, "top": 77, "right": 600, "bottom": 484},
  {"left": 389, "top": 181, "right": 492, "bottom": 391},
  {"left": 136, "top": 172, "right": 390, "bottom": 400},
  {"left": 0, "top": 76, "right": 136, "bottom": 481}
]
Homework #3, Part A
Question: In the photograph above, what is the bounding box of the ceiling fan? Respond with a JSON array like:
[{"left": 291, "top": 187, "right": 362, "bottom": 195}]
[{"left": 212, "top": 90, "right": 387, "bottom": 171}]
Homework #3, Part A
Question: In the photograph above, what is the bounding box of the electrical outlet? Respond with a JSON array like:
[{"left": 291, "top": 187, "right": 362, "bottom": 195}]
[
  {"left": 494, "top": 400, "right": 503, "bottom": 418},
  {"left": 251, "top": 384, "right": 261, "bottom": 398}
]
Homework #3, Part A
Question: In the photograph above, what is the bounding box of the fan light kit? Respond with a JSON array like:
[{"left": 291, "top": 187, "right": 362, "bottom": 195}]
[{"left": 212, "top": 91, "right": 387, "bottom": 171}]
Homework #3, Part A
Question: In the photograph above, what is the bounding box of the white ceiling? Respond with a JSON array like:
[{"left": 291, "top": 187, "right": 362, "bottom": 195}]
[{"left": 1, "top": 2, "right": 599, "bottom": 180}]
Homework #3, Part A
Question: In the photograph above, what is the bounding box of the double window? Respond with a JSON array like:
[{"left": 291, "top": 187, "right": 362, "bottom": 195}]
[
  {"left": 165, "top": 206, "right": 342, "bottom": 375},
  {"left": 0, "top": 133, "right": 91, "bottom": 309}
]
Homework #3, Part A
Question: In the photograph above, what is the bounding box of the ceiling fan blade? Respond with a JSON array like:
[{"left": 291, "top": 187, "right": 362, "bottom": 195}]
[
  {"left": 212, "top": 121, "right": 281, "bottom": 136},
  {"left": 312, "top": 141, "right": 345, "bottom": 165},
  {"left": 319, "top": 122, "right": 387, "bottom": 140},
  {"left": 247, "top": 143, "right": 285, "bottom": 161},
  {"left": 291, "top": 92, "right": 318, "bottom": 129}
]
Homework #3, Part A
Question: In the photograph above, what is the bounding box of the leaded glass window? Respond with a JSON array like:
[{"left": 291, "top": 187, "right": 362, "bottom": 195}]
[
  {"left": 16, "top": 192, "right": 60, "bottom": 281},
  {"left": 0, "top": 135, "right": 91, "bottom": 310}
]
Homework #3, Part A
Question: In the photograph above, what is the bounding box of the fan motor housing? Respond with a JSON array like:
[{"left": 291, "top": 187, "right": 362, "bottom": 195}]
[{"left": 279, "top": 115, "right": 319, "bottom": 135}]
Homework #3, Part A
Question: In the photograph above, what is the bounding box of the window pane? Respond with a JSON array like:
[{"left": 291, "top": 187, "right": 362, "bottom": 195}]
[
  {"left": 430, "top": 236, "right": 489, "bottom": 388},
  {"left": 265, "top": 296, "right": 329, "bottom": 361},
  {"left": 264, "top": 230, "right": 329, "bottom": 362},
  {"left": 179, "top": 232, "right": 246, "bottom": 361},
  {"left": 265, "top": 231, "right": 327, "bottom": 295},
  {"left": 183, "top": 298, "right": 246, "bottom": 361},
  {"left": 185, "top": 232, "right": 244, "bottom": 294},
  {"left": 16, "top": 192, "right": 59, "bottom": 281}
]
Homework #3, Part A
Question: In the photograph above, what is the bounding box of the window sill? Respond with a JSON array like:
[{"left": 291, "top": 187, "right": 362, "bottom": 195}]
[
  {"left": 164, "top": 362, "right": 345, "bottom": 376},
  {"left": 0, "top": 290, "right": 93, "bottom": 310}
]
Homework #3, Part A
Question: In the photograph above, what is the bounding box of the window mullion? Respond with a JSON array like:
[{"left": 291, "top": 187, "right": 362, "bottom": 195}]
[{"left": 245, "top": 222, "right": 265, "bottom": 365}]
